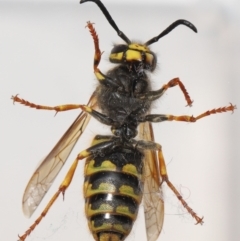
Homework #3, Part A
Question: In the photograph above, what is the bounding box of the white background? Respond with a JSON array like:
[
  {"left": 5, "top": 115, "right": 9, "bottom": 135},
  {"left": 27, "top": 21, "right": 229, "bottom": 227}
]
[{"left": 1, "top": 0, "right": 240, "bottom": 241}]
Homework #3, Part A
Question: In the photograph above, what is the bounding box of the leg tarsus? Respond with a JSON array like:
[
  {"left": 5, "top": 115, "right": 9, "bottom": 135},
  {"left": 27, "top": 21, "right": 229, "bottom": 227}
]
[
  {"left": 167, "top": 78, "right": 193, "bottom": 106},
  {"left": 229, "top": 103, "right": 237, "bottom": 113},
  {"left": 85, "top": 21, "right": 102, "bottom": 72},
  {"left": 147, "top": 103, "right": 237, "bottom": 123},
  {"left": 161, "top": 174, "right": 204, "bottom": 225},
  {"left": 194, "top": 103, "right": 236, "bottom": 121},
  {"left": 195, "top": 216, "right": 204, "bottom": 225},
  {"left": 158, "top": 148, "right": 203, "bottom": 225},
  {"left": 11, "top": 94, "right": 86, "bottom": 113},
  {"left": 18, "top": 189, "right": 62, "bottom": 241},
  {"left": 11, "top": 94, "right": 19, "bottom": 104}
]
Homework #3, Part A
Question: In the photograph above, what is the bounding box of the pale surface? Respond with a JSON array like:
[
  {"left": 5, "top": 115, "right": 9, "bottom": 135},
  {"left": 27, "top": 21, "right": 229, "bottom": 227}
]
[{"left": 1, "top": 1, "right": 240, "bottom": 241}]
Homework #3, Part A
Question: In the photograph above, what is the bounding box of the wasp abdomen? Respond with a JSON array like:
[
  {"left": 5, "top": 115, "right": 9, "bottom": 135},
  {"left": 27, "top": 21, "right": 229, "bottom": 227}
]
[{"left": 84, "top": 147, "right": 144, "bottom": 241}]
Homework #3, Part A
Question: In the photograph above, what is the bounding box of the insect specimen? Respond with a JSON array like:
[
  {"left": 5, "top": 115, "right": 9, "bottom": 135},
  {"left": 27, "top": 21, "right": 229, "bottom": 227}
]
[{"left": 12, "top": 0, "right": 236, "bottom": 241}]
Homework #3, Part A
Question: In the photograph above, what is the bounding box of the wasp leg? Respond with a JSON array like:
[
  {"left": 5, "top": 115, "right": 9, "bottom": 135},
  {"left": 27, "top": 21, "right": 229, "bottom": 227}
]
[
  {"left": 136, "top": 77, "right": 193, "bottom": 106},
  {"left": 11, "top": 95, "right": 99, "bottom": 115},
  {"left": 11, "top": 94, "right": 86, "bottom": 113},
  {"left": 18, "top": 139, "right": 118, "bottom": 241},
  {"left": 86, "top": 21, "right": 122, "bottom": 89},
  {"left": 156, "top": 147, "right": 204, "bottom": 225},
  {"left": 133, "top": 139, "right": 203, "bottom": 225},
  {"left": 140, "top": 103, "right": 236, "bottom": 123},
  {"left": 11, "top": 95, "right": 115, "bottom": 124}
]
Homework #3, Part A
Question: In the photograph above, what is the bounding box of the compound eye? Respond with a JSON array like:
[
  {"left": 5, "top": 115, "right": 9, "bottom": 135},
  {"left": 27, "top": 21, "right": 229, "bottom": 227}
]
[
  {"left": 146, "top": 52, "right": 157, "bottom": 72},
  {"left": 150, "top": 53, "right": 157, "bottom": 71},
  {"left": 111, "top": 44, "right": 128, "bottom": 54}
]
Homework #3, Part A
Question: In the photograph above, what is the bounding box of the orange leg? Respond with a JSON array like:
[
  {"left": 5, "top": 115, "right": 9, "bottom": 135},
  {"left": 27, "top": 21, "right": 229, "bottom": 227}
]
[
  {"left": 11, "top": 94, "right": 92, "bottom": 114},
  {"left": 145, "top": 103, "right": 236, "bottom": 222},
  {"left": 85, "top": 22, "right": 120, "bottom": 88},
  {"left": 143, "top": 103, "right": 236, "bottom": 123},
  {"left": 167, "top": 103, "right": 236, "bottom": 122},
  {"left": 85, "top": 21, "right": 106, "bottom": 83},
  {"left": 137, "top": 77, "right": 194, "bottom": 106},
  {"left": 85, "top": 21, "right": 102, "bottom": 73},
  {"left": 158, "top": 149, "right": 204, "bottom": 224},
  {"left": 162, "top": 77, "right": 193, "bottom": 106},
  {"left": 135, "top": 139, "right": 204, "bottom": 224}
]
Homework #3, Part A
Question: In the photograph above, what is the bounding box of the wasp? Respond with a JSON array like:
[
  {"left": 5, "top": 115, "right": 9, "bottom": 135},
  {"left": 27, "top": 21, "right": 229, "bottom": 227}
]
[{"left": 12, "top": 0, "right": 236, "bottom": 241}]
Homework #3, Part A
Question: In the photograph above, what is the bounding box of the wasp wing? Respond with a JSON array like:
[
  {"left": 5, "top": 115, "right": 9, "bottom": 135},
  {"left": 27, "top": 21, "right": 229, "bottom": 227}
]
[
  {"left": 22, "top": 92, "right": 98, "bottom": 218},
  {"left": 139, "top": 122, "right": 164, "bottom": 241}
]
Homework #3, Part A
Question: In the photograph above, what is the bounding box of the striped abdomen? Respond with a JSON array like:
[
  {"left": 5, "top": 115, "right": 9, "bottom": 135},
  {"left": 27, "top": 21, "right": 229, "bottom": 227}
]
[{"left": 84, "top": 145, "right": 144, "bottom": 241}]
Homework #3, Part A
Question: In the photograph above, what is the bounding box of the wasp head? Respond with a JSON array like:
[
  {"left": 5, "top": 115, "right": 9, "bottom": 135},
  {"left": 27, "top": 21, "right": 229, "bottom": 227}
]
[{"left": 110, "top": 43, "right": 157, "bottom": 72}]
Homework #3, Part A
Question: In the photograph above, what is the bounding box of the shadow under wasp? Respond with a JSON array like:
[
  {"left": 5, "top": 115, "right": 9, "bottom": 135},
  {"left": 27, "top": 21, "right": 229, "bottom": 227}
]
[{"left": 12, "top": 0, "right": 236, "bottom": 241}]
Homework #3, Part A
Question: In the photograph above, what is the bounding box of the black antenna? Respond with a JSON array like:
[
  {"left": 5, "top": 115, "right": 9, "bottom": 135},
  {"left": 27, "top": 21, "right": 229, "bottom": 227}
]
[
  {"left": 80, "top": 0, "right": 131, "bottom": 44},
  {"left": 145, "top": 19, "right": 197, "bottom": 46}
]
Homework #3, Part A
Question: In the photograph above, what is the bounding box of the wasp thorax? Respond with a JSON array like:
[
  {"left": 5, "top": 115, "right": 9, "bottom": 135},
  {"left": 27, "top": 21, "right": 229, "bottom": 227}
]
[{"left": 109, "top": 43, "right": 157, "bottom": 72}]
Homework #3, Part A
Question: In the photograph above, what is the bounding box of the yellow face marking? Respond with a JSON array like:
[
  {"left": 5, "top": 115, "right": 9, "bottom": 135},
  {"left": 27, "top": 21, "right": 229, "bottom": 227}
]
[
  {"left": 110, "top": 52, "right": 123, "bottom": 61},
  {"left": 125, "top": 49, "right": 142, "bottom": 62}
]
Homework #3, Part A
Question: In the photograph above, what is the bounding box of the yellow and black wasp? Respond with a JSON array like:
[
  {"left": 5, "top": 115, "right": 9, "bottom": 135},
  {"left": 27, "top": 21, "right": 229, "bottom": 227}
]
[{"left": 12, "top": 0, "right": 236, "bottom": 241}]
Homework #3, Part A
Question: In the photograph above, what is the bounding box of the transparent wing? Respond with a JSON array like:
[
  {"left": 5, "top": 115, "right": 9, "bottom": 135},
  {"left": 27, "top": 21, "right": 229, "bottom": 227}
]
[
  {"left": 22, "top": 92, "right": 98, "bottom": 218},
  {"left": 139, "top": 122, "right": 164, "bottom": 241}
]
